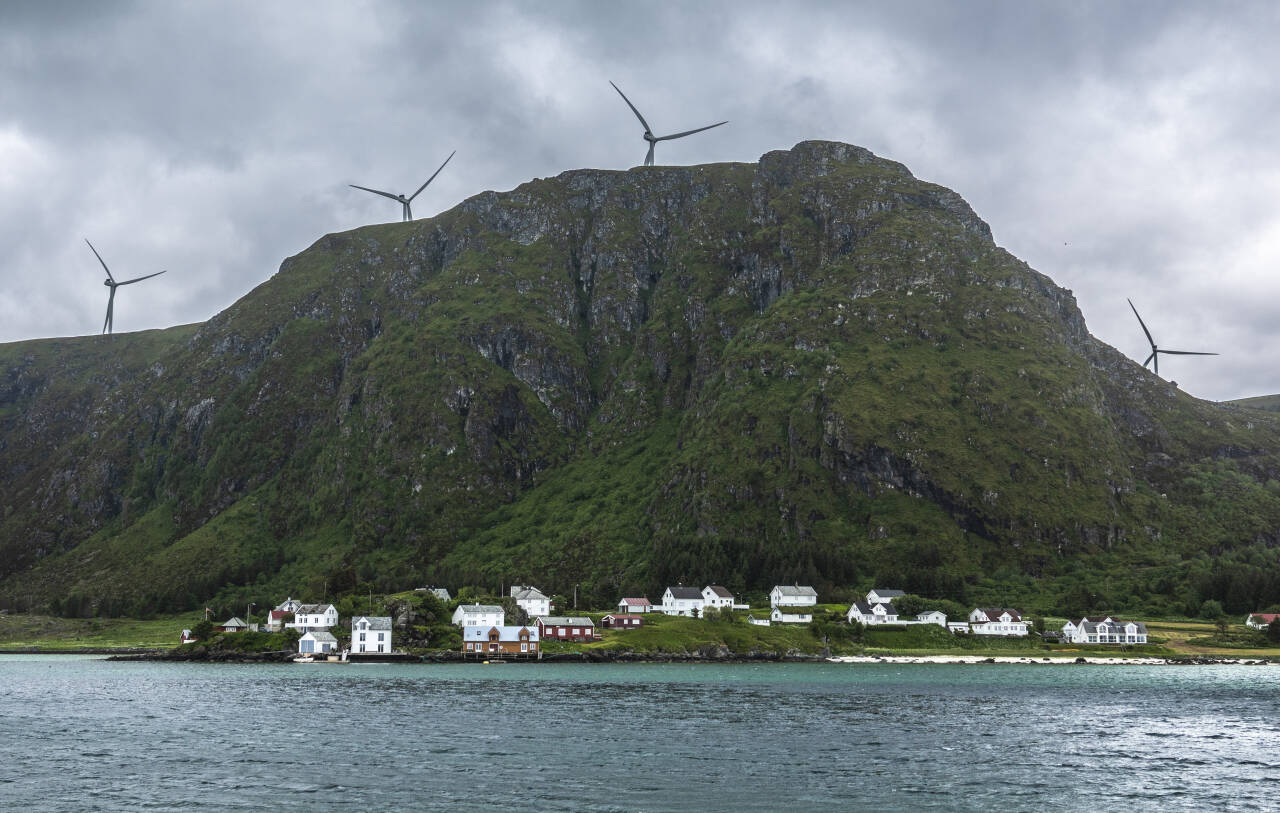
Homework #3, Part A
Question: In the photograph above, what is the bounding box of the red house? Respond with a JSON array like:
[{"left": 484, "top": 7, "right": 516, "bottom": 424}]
[
  {"left": 536, "top": 616, "right": 597, "bottom": 642},
  {"left": 602, "top": 614, "right": 644, "bottom": 629}
]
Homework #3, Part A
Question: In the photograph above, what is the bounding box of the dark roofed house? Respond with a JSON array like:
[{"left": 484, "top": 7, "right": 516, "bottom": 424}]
[
  {"left": 866, "top": 589, "right": 906, "bottom": 605},
  {"left": 661, "top": 586, "right": 705, "bottom": 617},
  {"left": 602, "top": 613, "right": 644, "bottom": 629}
]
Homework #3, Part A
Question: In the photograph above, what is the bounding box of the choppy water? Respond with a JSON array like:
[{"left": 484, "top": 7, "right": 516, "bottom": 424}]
[{"left": 0, "top": 656, "right": 1277, "bottom": 811}]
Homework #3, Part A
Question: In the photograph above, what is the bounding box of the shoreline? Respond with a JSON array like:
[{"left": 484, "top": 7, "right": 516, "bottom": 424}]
[{"left": 827, "top": 654, "right": 1277, "bottom": 666}]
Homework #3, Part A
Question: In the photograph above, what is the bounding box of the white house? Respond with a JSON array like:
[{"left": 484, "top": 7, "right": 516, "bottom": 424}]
[
  {"left": 274, "top": 597, "right": 302, "bottom": 614},
  {"left": 180, "top": 628, "right": 196, "bottom": 644},
  {"left": 771, "top": 585, "right": 818, "bottom": 608},
  {"left": 510, "top": 585, "right": 551, "bottom": 618},
  {"left": 702, "top": 585, "right": 735, "bottom": 613},
  {"left": 661, "top": 586, "right": 705, "bottom": 616},
  {"left": 968, "top": 608, "right": 1029, "bottom": 637},
  {"left": 771, "top": 606, "right": 813, "bottom": 624},
  {"left": 847, "top": 601, "right": 899, "bottom": 625},
  {"left": 351, "top": 616, "right": 393, "bottom": 654},
  {"left": 1061, "top": 616, "right": 1148, "bottom": 645},
  {"left": 1246, "top": 613, "right": 1280, "bottom": 630},
  {"left": 748, "top": 615, "right": 771, "bottom": 627},
  {"left": 298, "top": 630, "right": 338, "bottom": 655},
  {"left": 288, "top": 604, "right": 338, "bottom": 632},
  {"left": 866, "top": 589, "right": 905, "bottom": 605},
  {"left": 915, "top": 610, "right": 948, "bottom": 627},
  {"left": 617, "top": 597, "right": 654, "bottom": 614},
  {"left": 451, "top": 603, "right": 505, "bottom": 627}
]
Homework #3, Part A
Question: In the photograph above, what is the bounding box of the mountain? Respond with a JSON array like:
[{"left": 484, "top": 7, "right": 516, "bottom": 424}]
[
  {"left": 3, "top": 141, "right": 1280, "bottom": 619},
  {"left": 1227, "top": 394, "right": 1280, "bottom": 413}
]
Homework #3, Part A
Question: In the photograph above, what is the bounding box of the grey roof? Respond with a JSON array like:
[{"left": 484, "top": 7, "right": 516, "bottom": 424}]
[
  {"left": 850, "top": 602, "right": 876, "bottom": 614},
  {"left": 705, "top": 585, "right": 734, "bottom": 598},
  {"left": 352, "top": 616, "right": 392, "bottom": 631},
  {"left": 976, "top": 608, "right": 1023, "bottom": 622},
  {"left": 772, "top": 606, "right": 812, "bottom": 615},
  {"left": 869, "top": 588, "right": 905, "bottom": 598},
  {"left": 220, "top": 616, "right": 247, "bottom": 627},
  {"left": 666, "top": 586, "right": 703, "bottom": 600},
  {"left": 304, "top": 630, "right": 338, "bottom": 643},
  {"left": 416, "top": 587, "right": 452, "bottom": 600},
  {"left": 295, "top": 604, "right": 335, "bottom": 615},
  {"left": 456, "top": 604, "right": 503, "bottom": 614},
  {"left": 773, "top": 585, "right": 818, "bottom": 597},
  {"left": 511, "top": 585, "right": 549, "bottom": 601},
  {"left": 537, "top": 616, "right": 595, "bottom": 627}
]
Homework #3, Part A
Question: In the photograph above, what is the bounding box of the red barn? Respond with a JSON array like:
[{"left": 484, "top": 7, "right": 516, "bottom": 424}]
[
  {"left": 602, "top": 614, "right": 644, "bottom": 629},
  {"left": 536, "top": 616, "right": 597, "bottom": 642}
]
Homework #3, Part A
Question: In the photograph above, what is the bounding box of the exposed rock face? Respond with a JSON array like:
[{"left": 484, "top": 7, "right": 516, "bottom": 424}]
[{"left": 2, "top": 140, "right": 1279, "bottom": 614}]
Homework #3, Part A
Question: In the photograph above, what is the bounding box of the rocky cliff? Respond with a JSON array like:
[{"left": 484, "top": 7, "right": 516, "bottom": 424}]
[{"left": 3, "top": 141, "right": 1280, "bottom": 617}]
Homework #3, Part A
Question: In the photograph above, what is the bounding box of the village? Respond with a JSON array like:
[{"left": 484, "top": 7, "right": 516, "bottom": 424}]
[{"left": 182, "top": 582, "right": 1159, "bottom": 660}]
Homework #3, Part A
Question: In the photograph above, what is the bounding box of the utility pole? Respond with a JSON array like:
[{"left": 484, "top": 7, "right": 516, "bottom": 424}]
[
  {"left": 246, "top": 602, "right": 256, "bottom": 630},
  {"left": 573, "top": 584, "right": 578, "bottom": 610}
]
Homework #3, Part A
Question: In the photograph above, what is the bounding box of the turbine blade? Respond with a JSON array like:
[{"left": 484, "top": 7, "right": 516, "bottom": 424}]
[
  {"left": 349, "top": 184, "right": 402, "bottom": 202},
  {"left": 1127, "top": 298, "right": 1155, "bottom": 349},
  {"left": 1142, "top": 352, "right": 1155, "bottom": 368},
  {"left": 85, "top": 238, "right": 115, "bottom": 282},
  {"left": 409, "top": 150, "right": 456, "bottom": 201},
  {"left": 610, "top": 81, "right": 652, "bottom": 133},
  {"left": 116, "top": 270, "right": 167, "bottom": 286},
  {"left": 656, "top": 121, "right": 729, "bottom": 141},
  {"left": 1159, "top": 350, "right": 1219, "bottom": 356}
]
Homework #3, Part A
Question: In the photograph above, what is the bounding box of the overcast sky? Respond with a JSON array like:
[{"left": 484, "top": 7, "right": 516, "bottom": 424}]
[{"left": 2, "top": 1, "right": 1277, "bottom": 401}]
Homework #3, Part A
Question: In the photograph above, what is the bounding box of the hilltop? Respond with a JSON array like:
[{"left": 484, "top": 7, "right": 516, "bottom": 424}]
[{"left": 2, "top": 141, "right": 1280, "bottom": 618}]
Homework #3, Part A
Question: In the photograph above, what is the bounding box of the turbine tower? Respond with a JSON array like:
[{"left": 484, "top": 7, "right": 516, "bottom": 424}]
[
  {"left": 1127, "top": 298, "right": 1218, "bottom": 376},
  {"left": 350, "top": 150, "right": 456, "bottom": 222},
  {"left": 85, "top": 239, "right": 166, "bottom": 336},
  {"left": 610, "top": 81, "right": 727, "bottom": 167}
]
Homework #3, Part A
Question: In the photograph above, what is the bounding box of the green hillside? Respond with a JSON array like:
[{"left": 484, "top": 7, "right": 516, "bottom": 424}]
[{"left": 2, "top": 141, "right": 1279, "bottom": 620}]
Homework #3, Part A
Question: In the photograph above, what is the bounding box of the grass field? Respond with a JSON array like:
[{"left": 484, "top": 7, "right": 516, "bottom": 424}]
[{"left": 0, "top": 612, "right": 205, "bottom": 650}]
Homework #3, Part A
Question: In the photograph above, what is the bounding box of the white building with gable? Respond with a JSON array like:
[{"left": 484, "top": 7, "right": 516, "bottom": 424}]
[
  {"left": 510, "top": 585, "right": 551, "bottom": 618},
  {"left": 288, "top": 604, "right": 338, "bottom": 632},
  {"left": 968, "top": 608, "right": 1028, "bottom": 637},
  {"left": 452, "top": 603, "right": 505, "bottom": 627},
  {"left": 351, "top": 616, "right": 393, "bottom": 653},
  {"left": 771, "top": 585, "right": 818, "bottom": 608}
]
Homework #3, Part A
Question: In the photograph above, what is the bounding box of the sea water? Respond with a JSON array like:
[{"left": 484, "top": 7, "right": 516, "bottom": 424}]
[{"left": 0, "top": 656, "right": 1276, "bottom": 811}]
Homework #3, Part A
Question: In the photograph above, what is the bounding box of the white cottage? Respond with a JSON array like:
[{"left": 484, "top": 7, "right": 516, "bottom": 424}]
[
  {"left": 510, "top": 585, "right": 551, "bottom": 618},
  {"left": 771, "top": 606, "right": 814, "bottom": 624},
  {"left": 661, "top": 586, "right": 705, "bottom": 616},
  {"left": 451, "top": 603, "right": 505, "bottom": 627},
  {"left": 846, "top": 601, "right": 899, "bottom": 625},
  {"left": 351, "top": 616, "right": 393, "bottom": 654},
  {"left": 298, "top": 630, "right": 338, "bottom": 655},
  {"left": 770, "top": 585, "right": 818, "bottom": 608},
  {"left": 968, "top": 608, "right": 1028, "bottom": 637},
  {"left": 915, "top": 610, "right": 948, "bottom": 627},
  {"left": 866, "top": 589, "right": 905, "bottom": 605},
  {"left": 702, "top": 585, "right": 735, "bottom": 612},
  {"left": 288, "top": 604, "right": 338, "bottom": 632}
]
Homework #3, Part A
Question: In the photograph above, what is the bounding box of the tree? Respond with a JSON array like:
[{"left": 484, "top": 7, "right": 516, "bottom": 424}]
[
  {"left": 1200, "top": 599, "right": 1225, "bottom": 620},
  {"left": 192, "top": 620, "right": 214, "bottom": 641},
  {"left": 1214, "top": 616, "right": 1231, "bottom": 640},
  {"left": 1268, "top": 618, "right": 1280, "bottom": 644}
]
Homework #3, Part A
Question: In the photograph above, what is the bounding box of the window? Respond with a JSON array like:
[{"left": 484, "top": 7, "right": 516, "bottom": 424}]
[
  {"left": 378, "top": 633, "right": 385, "bottom": 641},
  {"left": 358, "top": 633, "right": 365, "bottom": 642},
  {"left": 521, "top": 643, "right": 528, "bottom": 652}
]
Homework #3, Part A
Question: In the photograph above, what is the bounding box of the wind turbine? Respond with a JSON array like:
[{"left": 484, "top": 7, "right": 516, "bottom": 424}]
[
  {"left": 1127, "top": 298, "right": 1218, "bottom": 376},
  {"left": 85, "top": 239, "right": 166, "bottom": 336},
  {"left": 610, "top": 81, "right": 727, "bottom": 167},
  {"left": 349, "top": 150, "right": 456, "bottom": 222}
]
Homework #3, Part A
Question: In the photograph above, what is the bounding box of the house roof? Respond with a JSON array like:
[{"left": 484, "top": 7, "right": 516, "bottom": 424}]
[
  {"left": 220, "top": 617, "right": 247, "bottom": 627},
  {"left": 463, "top": 625, "right": 539, "bottom": 642},
  {"left": 274, "top": 597, "right": 301, "bottom": 611},
  {"left": 975, "top": 608, "right": 1023, "bottom": 622},
  {"left": 537, "top": 616, "right": 594, "bottom": 627},
  {"left": 1249, "top": 613, "right": 1280, "bottom": 623},
  {"left": 773, "top": 585, "right": 818, "bottom": 597},
  {"left": 704, "top": 585, "right": 734, "bottom": 598},
  {"left": 869, "top": 588, "right": 905, "bottom": 598},
  {"left": 665, "top": 586, "right": 703, "bottom": 600},
  {"left": 510, "top": 585, "right": 549, "bottom": 601},
  {"left": 772, "top": 606, "right": 812, "bottom": 615},
  {"left": 604, "top": 614, "right": 643, "bottom": 621},
  {"left": 456, "top": 604, "right": 503, "bottom": 614},
  {"left": 619, "top": 597, "right": 652, "bottom": 606},
  {"left": 269, "top": 610, "right": 290, "bottom": 620},
  {"left": 850, "top": 602, "right": 876, "bottom": 614},
  {"left": 352, "top": 616, "right": 392, "bottom": 631},
  {"left": 303, "top": 630, "right": 338, "bottom": 643},
  {"left": 917, "top": 610, "right": 947, "bottom": 619},
  {"left": 1080, "top": 620, "right": 1147, "bottom": 634},
  {"left": 296, "top": 604, "right": 336, "bottom": 615}
]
